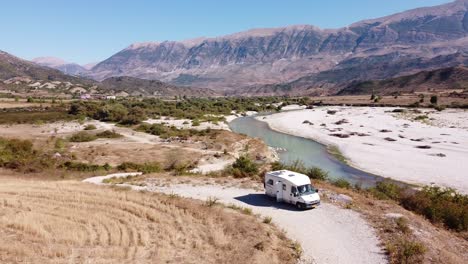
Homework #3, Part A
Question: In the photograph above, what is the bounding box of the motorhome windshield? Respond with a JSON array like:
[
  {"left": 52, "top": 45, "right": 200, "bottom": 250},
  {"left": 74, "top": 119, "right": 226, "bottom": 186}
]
[{"left": 297, "top": 184, "right": 315, "bottom": 195}]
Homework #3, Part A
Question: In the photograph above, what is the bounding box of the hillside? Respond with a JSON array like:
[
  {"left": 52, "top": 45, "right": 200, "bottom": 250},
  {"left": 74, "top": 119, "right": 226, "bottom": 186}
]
[
  {"left": 101, "top": 76, "right": 218, "bottom": 97},
  {"left": 88, "top": 0, "right": 468, "bottom": 93},
  {"left": 0, "top": 51, "right": 93, "bottom": 84},
  {"left": 32, "top": 57, "right": 89, "bottom": 76},
  {"left": 337, "top": 66, "right": 468, "bottom": 95}
]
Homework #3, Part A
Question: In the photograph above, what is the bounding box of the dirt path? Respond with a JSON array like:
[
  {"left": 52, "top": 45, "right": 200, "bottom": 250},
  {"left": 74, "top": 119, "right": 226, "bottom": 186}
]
[{"left": 83, "top": 174, "right": 386, "bottom": 264}]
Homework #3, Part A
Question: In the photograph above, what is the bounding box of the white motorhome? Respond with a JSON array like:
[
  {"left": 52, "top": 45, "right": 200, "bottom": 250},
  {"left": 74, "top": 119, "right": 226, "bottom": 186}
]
[{"left": 264, "top": 170, "right": 320, "bottom": 209}]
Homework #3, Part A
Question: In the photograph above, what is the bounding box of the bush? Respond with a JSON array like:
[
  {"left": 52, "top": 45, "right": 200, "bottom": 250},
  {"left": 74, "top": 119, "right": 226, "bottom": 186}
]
[
  {"left": 69, "top": 131, "right": 97, "bottom": 142},
  {"left": 117, "top": 162, "right": 161, "bottom": 174},
  {"left": 401, "top": 186, "right": 467, "bottom": 232},
  {"left": 370, "top": 180, "right": 404, "bottom": 200},
  {"left": 414, "top": 115, "right": 428, "bottom": 121},
  {"left": 332, "top": 179, "right": 351, "bottom": 189},
  {"left": 434, "top": 105, "right": 446, "bottom": 112},
  {"left": 229, "top": 155, "right": 259, "bottom": 178},
  {"left": 84, "top": 124, "right": 97, "bottom": 130},
  {"left": 0, "top": 137, "right": 54, "bottom": 172},
  {"left": 61, "top": 161, "right": 107, "bottom": 172},
  {"left": 54, "top": 138, "right": 67, "bottom": 150},
  {"left": 192, "top": 119, "right": 201, "bottom": 126},
  {"left": 386, "top": 239, "right": 426, "bottom": 264},
  {"left": 430, "top": 95, "right": 438, "bottom": 105},
  {"left": 271, "top": 160, "right": 329, "bottom": 181},
  {"left": 96, "top": 130, "right": 123, "bottom": 139}
]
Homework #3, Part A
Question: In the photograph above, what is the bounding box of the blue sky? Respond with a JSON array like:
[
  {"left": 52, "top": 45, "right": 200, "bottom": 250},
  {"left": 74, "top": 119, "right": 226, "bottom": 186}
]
[{"left": 0, "top": 0, "right": 452, "bottom": 64}]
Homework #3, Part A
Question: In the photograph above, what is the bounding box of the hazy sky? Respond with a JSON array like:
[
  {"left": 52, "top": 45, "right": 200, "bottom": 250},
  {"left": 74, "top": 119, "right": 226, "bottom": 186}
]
[{"left": 0, "top": 0, "right": 452, "bottom": 64}]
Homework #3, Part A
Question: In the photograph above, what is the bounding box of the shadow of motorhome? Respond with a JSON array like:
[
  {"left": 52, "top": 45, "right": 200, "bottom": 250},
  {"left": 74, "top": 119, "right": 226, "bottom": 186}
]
[{"left": 234, "top": 194, "right": 317, "bottom": 212}]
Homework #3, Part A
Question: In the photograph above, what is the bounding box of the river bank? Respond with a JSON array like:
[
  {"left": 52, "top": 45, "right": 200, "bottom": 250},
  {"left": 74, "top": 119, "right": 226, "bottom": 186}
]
[{"left": 258, "top": 107, "right": 468, "bottom": 193}]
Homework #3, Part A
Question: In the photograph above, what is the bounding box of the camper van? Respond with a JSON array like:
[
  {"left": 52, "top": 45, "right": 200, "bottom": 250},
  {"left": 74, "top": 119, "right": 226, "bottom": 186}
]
[{"left": 264, "top": 170, "right": 320, "bottom": 209}]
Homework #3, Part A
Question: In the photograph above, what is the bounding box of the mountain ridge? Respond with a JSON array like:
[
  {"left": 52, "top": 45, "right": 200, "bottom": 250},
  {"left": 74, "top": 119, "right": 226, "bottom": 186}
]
[{"left": 86, "top": 0, "right": 468, "bottom": 93}]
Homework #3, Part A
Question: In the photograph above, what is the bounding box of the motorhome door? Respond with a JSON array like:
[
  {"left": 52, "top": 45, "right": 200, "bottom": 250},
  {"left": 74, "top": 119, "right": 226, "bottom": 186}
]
[{"left": 276, "top": 181, "right": 283, "bottom": 202}]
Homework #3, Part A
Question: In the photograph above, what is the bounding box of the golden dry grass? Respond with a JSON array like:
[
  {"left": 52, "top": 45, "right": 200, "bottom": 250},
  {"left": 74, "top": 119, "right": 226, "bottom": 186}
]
[{"left": 0, "top": 179, "right": 297, "bottom": 264}]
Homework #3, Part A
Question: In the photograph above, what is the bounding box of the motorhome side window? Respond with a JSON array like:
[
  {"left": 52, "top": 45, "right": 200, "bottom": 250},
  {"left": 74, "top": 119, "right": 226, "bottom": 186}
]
[
  {"left": 291, "top": 186, "right": 297, "bottom": 193},
  {"left": 282, "top": 184, "right": 286, "bottom": 191},
  {"left": 267, "top": 179, "right": 274, "bottom": 186}
]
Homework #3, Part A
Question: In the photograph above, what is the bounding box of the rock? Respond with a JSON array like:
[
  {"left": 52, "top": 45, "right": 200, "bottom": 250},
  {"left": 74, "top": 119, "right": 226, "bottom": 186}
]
[
  {"left": 385, "top": 213, "right": 404, "bottom": 219},
  {"left": 327, "top": 110, "right": 337, "bottom": 115},
  {"left": 416, "top": 145, "right": 432, "bottom": 149},
  {"left": 379, "top": 129, "right": 392, "bottom": 133},
  {"left": 384, "top": 137, "right": 397, "bottom": 142},
  {"left": 334, "top": 119, "right": 349, "bottom": 125},
  {"left": 329, "top": 133, "right": 350, "bottom": 138}
]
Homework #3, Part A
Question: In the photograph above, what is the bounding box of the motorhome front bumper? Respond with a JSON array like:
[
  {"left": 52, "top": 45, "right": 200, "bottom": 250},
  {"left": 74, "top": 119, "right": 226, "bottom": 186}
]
[{"left": 304, "top": 201, "right": 320, "bottom": 208}]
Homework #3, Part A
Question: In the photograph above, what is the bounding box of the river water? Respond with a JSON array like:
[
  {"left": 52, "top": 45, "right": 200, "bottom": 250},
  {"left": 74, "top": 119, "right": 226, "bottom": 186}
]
[{"left": 229, "top": 116, "right": 383, "bottom": 188}]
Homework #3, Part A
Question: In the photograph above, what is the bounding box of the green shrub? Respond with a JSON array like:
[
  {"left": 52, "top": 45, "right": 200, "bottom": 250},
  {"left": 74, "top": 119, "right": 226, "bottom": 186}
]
[
  {"left": 262, "top": 216, "right": 272, "bottom": 224},
  {"left": 69, "top": 131, "right": 97, "bottom": 142},
  {"left": 430, "top": 95, "right": 438, "bottom": 105},
  {"left": 61, "top": 161, "right": 107, "bottom": 172},
  {"left": 117, "top": 162, "right": 161, "bottom": 174},
  {"left": 332, "top": 179, "right": 351, "bottom": 189},
  {"left": 386, "top": 239, "right": 426, "bottom": 264},
  {"left": 272, "top": 160, "right": 329, "bottom": 181},
  {"left": 0, "top": 137, "right": 54, "bottom": 172},
  {"left": 229, "top": 155, "right": 259, "bottom": 178},
  {"left": 54, "top": 138, "right": 67, "bottom": 150},
  {"left": 370, "top": 180, "right": 404, "bottom": 200},
  {"left": 401, "top": 186, "right": 467, "bottom": 232},
  {"left": 96, "top": 130, "right": 123, "bottom": 139},
  {"left": 434, "top": 105, "right": 446, "bottom": 112},
  {"left": 192, "top": 119, "right": 201, "bottom": 126},
  {"left": 414, "top": 115, "right": 428, "bottom": 121},
  {"left": 84, "top": 124, "right": 97, "bottom": 130}
]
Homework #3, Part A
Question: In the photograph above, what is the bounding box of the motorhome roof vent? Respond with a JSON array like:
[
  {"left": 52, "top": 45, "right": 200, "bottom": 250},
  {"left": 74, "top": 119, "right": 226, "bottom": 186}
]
[{"left": 288, "top": 174, "right": 295, "bottom": 177}]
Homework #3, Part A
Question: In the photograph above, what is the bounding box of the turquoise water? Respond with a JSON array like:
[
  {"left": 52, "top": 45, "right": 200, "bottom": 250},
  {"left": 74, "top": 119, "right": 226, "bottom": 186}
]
[{"left": 229, "top": 116, "right": 382, "bottom": 188}]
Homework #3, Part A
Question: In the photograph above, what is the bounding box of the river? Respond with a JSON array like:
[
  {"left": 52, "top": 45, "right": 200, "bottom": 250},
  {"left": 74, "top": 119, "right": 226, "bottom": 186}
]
[{"left": 229, "top": 116, "right": 383, "bottom": 188}]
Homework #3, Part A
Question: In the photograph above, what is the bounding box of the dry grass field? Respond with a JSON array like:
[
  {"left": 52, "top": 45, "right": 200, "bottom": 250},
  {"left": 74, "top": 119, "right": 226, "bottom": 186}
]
[{"left": 0, "top": 179, "right": 297, "bottom": 264}]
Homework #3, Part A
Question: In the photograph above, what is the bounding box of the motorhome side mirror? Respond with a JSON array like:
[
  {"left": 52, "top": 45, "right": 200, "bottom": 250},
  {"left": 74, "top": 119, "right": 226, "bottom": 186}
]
[{"left": 294, "top": 192, "right": 299, "bottom": 197}]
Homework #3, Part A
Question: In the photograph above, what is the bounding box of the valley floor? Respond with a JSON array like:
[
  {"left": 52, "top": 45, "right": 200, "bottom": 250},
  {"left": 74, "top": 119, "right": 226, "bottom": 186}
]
[{"left": 259, "top": 107, "right": 468, "bottom": 193}]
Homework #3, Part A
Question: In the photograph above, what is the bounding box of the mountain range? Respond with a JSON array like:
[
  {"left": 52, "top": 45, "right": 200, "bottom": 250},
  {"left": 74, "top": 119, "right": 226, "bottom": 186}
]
[
  {"left": 4, "top": 0, "right": 468, "bottom": 96},
  {"left": 0, "top": 51, "right": 214, "bottom": 97},
  {"left": 79, "top": 0, "right": 468, "bottom": 94}
]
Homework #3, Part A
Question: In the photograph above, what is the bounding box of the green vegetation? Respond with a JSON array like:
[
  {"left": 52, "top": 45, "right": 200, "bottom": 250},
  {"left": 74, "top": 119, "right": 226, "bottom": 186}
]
[
  {"left": 0, "top": 110, "right": 73, "bottom": 124},
  {"left": 61, "top": 161, "right": 111, "bottom": 172},
  {"left": 84, "top": 124, "right": 97, "bottom": 130},
  {"left": 96, "top": 130, "right": 123, "bottom": 139},
  {"left": 327, "top": 145, "right": 347, "bottom": 164},
  {"left": 69, "top": 97, "right": 307, "bottom": 125},
  {"left": 332, "top": 179, "right": 352, "bottom": 189},
  {"left": 0, "top": 137, "right": 54, "bottom": 172},
  {"left": 430, "top": 95, "right": 438, "bottom": 105},
  {"left": 271, "top": 160, "right": 329, "bottom": 181},
  {"left": 401, "top": 186, "right": 467, "bottom": 232},
  {"left": 370, "top": 181, "right": 467, "bottom": 232},
  {"left": 386, "top": 239, "right": 426, "bottom": 264},
  {"left": 262, "top": 216, "right": 273, "bottom": 224},
  {"left": 414, "top": 115, "right": 428, "bottom": 121},
  {"left": 117, "top": 162, "right": 162, "bottom": 174},
  {"left": 137, "top": 123, "right": 217, "bottom": 139},
  {"left": 226, "top": 155, "right": 259, "bottom": 178},
  {"left": 69, "top": 131, "right": 97, "bottom": 142}
]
